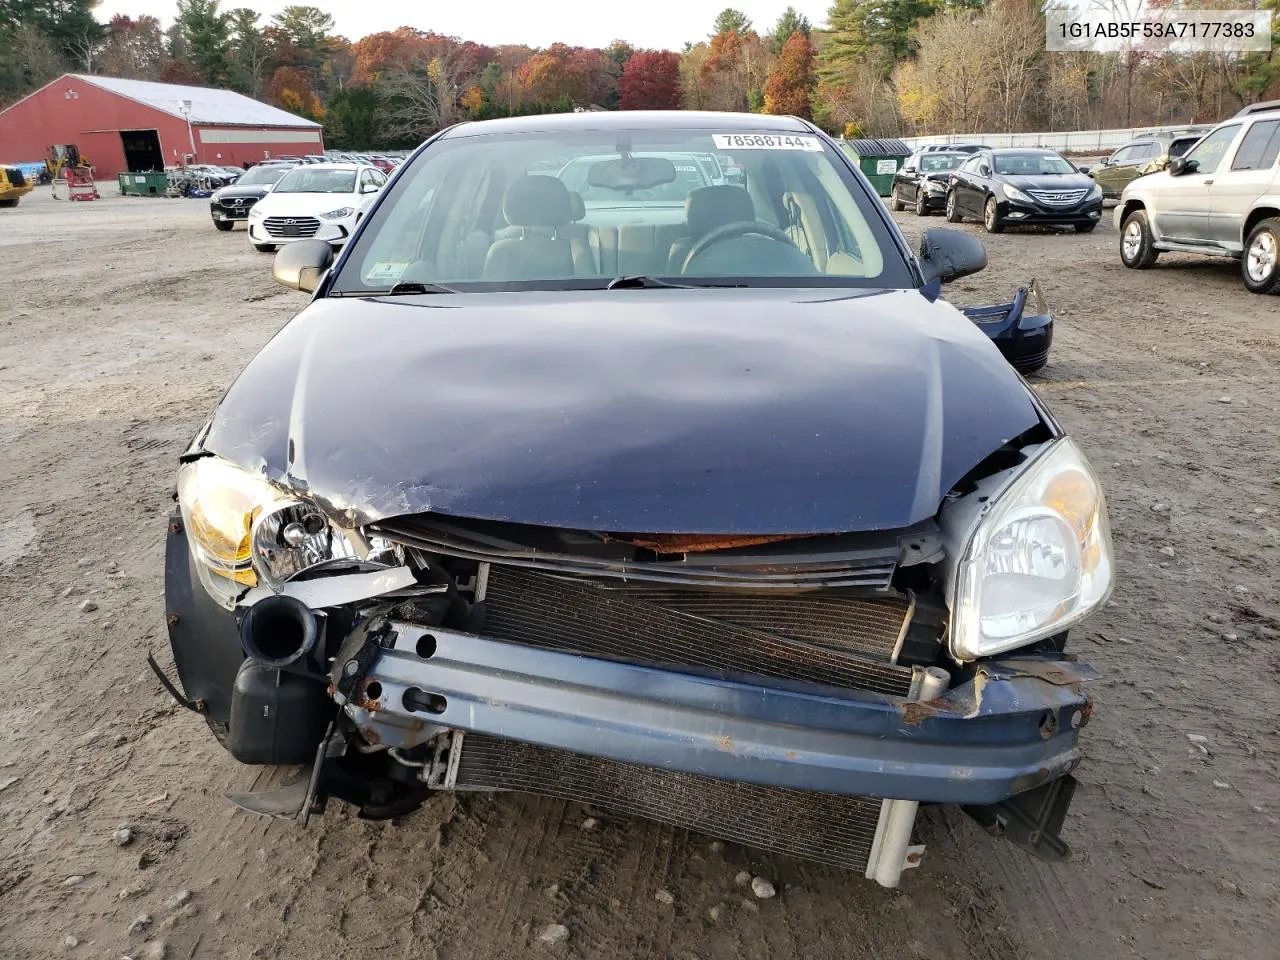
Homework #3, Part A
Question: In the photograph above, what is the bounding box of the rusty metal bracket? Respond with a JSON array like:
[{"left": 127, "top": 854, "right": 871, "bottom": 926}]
[{"left": 146, "top": 650, "right": 206, "bottom": 714}]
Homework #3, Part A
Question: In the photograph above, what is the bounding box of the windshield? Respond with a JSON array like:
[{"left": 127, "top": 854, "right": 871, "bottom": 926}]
[
  {"left": 993, "top": 152, "right": 1076, "bottom": 175},
  {"left": 238, "top": 165, "right": 290, "bottom": 186},
  {"left": 920, "top": 154, "right": 963, "bottom": 173},
  {"left": 332, "top": 127, "right": 911, "bottom": 293},
  {"left": 273, "top": 169, "right": 356, "bottom": 194}
]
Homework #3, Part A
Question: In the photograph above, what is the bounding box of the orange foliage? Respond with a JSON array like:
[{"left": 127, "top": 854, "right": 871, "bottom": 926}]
[{"left": 763, "top": 32, "right": 815, "bottom": 118}]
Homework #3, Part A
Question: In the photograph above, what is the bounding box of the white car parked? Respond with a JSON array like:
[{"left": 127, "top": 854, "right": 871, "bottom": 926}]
[{"left": 247, "top": 163, "right": 387, "bottom": 252}]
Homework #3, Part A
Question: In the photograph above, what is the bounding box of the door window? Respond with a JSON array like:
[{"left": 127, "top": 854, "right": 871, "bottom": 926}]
[
  {"left": 1111, "top": 145, "right": 1138, "bottom": 164},
  {"left": 1230, "top": 120, "right": 1280, "bottom": 171},
  {"left": 1182, "top": 124, "right": 1241, "bottom": 174}
]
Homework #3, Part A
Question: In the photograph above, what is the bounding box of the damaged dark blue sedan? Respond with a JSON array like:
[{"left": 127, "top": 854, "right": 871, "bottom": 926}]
[{"left": 159, "top": 112, "right": 1110, "bottom": 888}]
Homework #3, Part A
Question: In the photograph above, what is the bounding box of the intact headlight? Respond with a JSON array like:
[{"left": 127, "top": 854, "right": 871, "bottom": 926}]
[
  {"left": 176, "top": 457, "right": 357, "bottom": 607},
  {"left": 320, "top": 206, "right": 354, "bottom": 219},
  {"left": 945, "top": 438, "right": 1114, "bottom": 660},
  {"left": 1002, "top": 183, "right": 1033, "bottom": 204},
  {"left": 1087, "top": 182, "right": 1103, "bottom": 200}
]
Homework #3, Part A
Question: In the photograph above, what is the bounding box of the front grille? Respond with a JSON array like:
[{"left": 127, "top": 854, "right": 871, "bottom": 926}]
[
  {"left": 220, "top": 196, "right": 257, "bottom": 212},
  {"left": 480, "top": 566, "right": 913, "bottom": 695},
  {"left": 455, "top": 734, "right": 883, "bottom": 871},
  {"left": 263, "top": 216, "right": 319, "bottom": 238},
  {"left": 6, "top": 167, "right": 25, "bottom": 187},
  {"left": 1026, "top": 188, "right": 1088, "bottom": 206}
]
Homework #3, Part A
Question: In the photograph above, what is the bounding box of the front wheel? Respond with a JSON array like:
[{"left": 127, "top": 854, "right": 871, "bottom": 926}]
[
  {"left": 253, "top": 243, "right": 275, "bottom": 253},
  {"left": 1242, "top": 218, "right": 1280, "bottom": 294},
  {"left": 1119, "top": 209, "right": 1159, "bottom": 269},
  {"left": 915, "top": 189, "right": 928, "bottom": 217},
  {"left": 213, "top": 219, "right": 233, "bottom": 231},
  {"left": 944, "top": 191, "right": 963, "bottom": 223},
  {"left": 983, "top": 196, "right": 1004, "bottom": 234},
  {"left": 889, "top": 186, "right": 905, "bottom": 212},
  {"left": 1074, "top": 222, "right": 1097, "bottom": 233},
  {"left": 0, "top": 198, "right": 17, "bottom": 208}
]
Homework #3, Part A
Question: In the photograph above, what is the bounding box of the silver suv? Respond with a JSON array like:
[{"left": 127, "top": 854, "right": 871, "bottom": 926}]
[{"left": 1117, "top": 101, "right": 1280, "bottom": 294}]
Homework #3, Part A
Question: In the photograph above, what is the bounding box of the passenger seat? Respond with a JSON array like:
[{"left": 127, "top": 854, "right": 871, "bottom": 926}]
[{"left": 484, "top": 177, "right": 595, "bottom": 280}]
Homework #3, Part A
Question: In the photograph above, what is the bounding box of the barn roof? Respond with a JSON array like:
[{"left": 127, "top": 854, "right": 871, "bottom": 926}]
[{"left": 69, "top": 74, "right": 321, "bottom": 129}]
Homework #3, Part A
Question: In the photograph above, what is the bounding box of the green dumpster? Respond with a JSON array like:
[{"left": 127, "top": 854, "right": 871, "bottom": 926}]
[
  {"left": 837, "top": 139, "right": 912, "bottom": 197},
  {"left": 117, "top": 171, "right": 168, "bottom": 196}
]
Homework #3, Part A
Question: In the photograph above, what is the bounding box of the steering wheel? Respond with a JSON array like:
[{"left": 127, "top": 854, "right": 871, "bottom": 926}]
[{"left": 681, "top": 220, "right": 797, "bottom": 274}]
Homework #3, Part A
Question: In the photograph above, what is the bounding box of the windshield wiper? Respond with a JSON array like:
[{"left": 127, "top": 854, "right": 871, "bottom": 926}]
[
  {"left": 384, "top": 280, "right": 458, "bottom": 295},
  {"left": 605, "top": 275, "right": 694, "bottom": 290}
]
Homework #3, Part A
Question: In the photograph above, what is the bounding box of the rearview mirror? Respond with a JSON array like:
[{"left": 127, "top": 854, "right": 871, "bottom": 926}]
[
  {"left": 918, "top": 228, "right": 987, "bottom": 285},
  {"left": 587, "top": 156, "right": 677, "bottom": 191},
  {"left": 272, "top": 239, "right": 333, "bottom": 293}
]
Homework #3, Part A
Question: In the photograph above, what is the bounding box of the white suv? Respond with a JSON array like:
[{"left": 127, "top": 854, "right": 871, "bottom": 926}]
[{"left": 1117, "top": 101, "right": 1280, "bottom": 293}]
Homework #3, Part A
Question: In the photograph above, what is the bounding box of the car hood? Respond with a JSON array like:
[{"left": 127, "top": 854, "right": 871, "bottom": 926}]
[
  {"left": 212, "top": 184, "right": 271, "bottom": 201},
  {"left": 201, "top": 288, "right": 1044, "bottom": 533},
  {"left": 253, "top": 192, "right": 357, "bottom": 215},
  {"left": 1001, "top": 173, "right": 1096, "bottom": 192}
]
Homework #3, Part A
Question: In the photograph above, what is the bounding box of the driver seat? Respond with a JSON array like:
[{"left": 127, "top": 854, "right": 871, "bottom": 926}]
[{"left": 666, "top": 185, "right": 755, "bottom": 274}]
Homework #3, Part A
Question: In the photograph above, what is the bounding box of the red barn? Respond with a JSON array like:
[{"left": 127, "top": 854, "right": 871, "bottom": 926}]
[{"left": 0, "top": 73, "right": 324, "bottom": 177}]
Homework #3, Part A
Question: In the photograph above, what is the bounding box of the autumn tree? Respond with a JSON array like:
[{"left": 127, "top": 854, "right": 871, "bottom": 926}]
[
  {"left": 895, "top": 6, "right": 991, "bottom": 132},
  {"left": 268, "top": 63, "right": 324, "bottom": 120},
  {"left": 620, "top": 50, "right": 681, "bottom": 110},
  {"left": 98, "top": 14, "right": 166, "bottom": 80},
  {"left": 763, "top": 32, "right": 815, "bottom": 118}
]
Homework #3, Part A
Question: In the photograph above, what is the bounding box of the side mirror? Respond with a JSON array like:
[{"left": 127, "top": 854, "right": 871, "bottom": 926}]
[
  {"left": 361, "top": 182, "right": 379, "bottom": 193},
  {"left": 272, "top": 239, "right": 333, "bottom": 293},
  {"left": 1077, "top": 165, "right": 1091, "bottom": 175},
  {"left": 1168, "top": 157, "right": 1196, "bottom": 176},
  {"left": 978, "top": 164, "right": 991, "bottom": 177},
  {"left": 918, "top": 228, "right": 987, "bottom": 285}
]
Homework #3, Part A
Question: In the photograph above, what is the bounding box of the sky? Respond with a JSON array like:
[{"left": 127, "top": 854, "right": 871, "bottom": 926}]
[{"left": 94, "top": 0, "right": 835, "bottom": 50}]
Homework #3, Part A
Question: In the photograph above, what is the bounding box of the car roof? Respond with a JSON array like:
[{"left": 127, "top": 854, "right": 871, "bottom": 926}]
[
  {"left": 988, "top": 147, "right": 1060, "bottom": 155},
  {"left": 286, "top": 162, "right": 363, "bottom": 171},
  {"left": 438, "top": 110, "right": 813, "bottom": 139}
]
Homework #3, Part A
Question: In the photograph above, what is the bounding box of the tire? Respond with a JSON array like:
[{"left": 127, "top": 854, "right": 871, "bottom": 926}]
[
  {"left": 254, "top": 243, "right": 275, "bottom": 253},
  {"left": 213, "top": 219, "right": 234, "bottom": 231},
  {"left": 944, "top": 191, "right": 963, "bottom": 223},
  {"left": 983, "top": 196, "right": 1004, "bottom": 234},
  {"left": 0, "top": 198, "right": 17, "bottom": 208},
  {"left": 1074, "top": 222, "right": 1097, "bottom": 233},
  {"left": 915, "top": 189, "right": 928, "bottom": 217},
  {"left": 1241, "top": 217, "right": 1280, "bottom": 294},
  {"left": 889, "top": 186, "right": 905, "bottom": 212},
  {"left": 1119, "top": 209, "right": 1159, "bottom": 269}
]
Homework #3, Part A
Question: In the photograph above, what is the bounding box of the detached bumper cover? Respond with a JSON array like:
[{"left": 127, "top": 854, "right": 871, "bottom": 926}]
[{"left": 335, "top": 620, "right": 1093, "bottom": 806}]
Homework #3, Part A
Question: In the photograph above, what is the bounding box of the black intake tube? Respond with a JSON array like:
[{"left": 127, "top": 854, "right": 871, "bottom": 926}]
[{"left": 239, "top": 594, "right": 318, "bottom": 668}]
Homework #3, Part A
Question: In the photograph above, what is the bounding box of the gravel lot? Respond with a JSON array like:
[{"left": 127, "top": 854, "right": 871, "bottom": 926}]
[{"left": 1, "top": 185, "right": 1277, "bottom": 960}]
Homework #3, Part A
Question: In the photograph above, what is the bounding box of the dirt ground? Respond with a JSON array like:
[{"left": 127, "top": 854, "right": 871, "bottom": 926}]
[{"left": 1, "top": 183, "right": 1277, "bottom": 960}]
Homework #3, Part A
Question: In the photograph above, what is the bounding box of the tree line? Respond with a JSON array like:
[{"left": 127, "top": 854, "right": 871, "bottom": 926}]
[{"left": 1, "top": 0, "right": 1278, "bottom": 151}]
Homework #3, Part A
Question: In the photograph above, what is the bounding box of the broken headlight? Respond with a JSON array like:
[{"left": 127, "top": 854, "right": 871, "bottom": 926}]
[
  {"left": 176, "top": 457, "right": 356, "bottom": 607},
  {"left": 944, "top": 438, "right": 1114, "bottom": 661}
]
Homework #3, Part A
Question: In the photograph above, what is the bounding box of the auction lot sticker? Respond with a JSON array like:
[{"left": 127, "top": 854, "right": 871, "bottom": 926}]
[{"left": 712, "top": 134, "right": 823, "bottom": 151}]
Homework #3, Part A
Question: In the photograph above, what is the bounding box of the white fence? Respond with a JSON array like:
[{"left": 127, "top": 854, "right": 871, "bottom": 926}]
[{"left": 901, "top": 122, "right": 1212, "bottom": 154}]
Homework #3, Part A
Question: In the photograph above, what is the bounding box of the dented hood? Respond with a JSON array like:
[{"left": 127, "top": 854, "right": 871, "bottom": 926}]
[{"left": 202, "top": 288, "right": 1042, "bottom": 533}]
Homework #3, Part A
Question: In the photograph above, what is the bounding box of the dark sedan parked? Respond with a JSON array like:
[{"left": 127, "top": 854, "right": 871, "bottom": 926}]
[
  {"left": 157, "top": 111, "right": 1111, "bottom": 889},
  {"left": 209, "top": 162, "right": 294, "bottom": 231},
  {"left": 890, "top": 150, "right": 967, "bottom": 215},
  {"left": 946, "top": 149, "right": 1103, "bottom": 233}
]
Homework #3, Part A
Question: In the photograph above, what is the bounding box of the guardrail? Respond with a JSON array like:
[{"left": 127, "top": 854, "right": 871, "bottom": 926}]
[{"left": 900, "top": 123, "right": 1212, "bottom": 154}]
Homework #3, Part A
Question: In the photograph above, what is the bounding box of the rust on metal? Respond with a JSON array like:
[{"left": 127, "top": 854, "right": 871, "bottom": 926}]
[
  {"left": 900, "top": 700, "right": 941, "bottom": 727},
  {"left": 605, "top": 532, "right": 810, "bottom": 554},
  {"left": 715, "top": 734, "right": 734, "bottom": 752}
]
